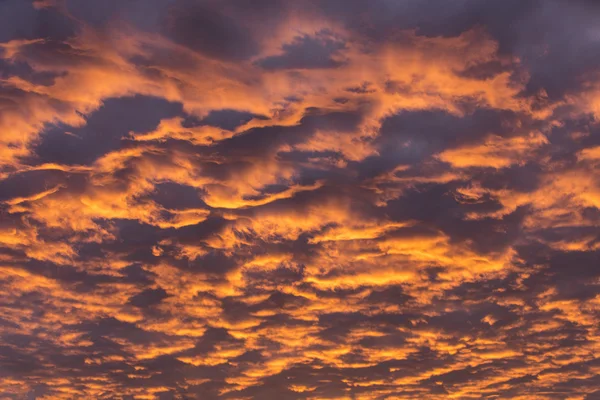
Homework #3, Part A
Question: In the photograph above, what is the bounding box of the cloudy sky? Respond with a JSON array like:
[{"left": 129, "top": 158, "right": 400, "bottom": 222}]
[{"left": 1, "top": 0, "right": 600, "bottom": 398}]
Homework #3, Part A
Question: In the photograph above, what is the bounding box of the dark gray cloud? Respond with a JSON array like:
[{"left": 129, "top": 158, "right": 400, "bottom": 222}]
[
  {"left": 256, "top": 31, "right": 347, "bottom": 70},
  {"left": 34, "top": 95, "right": 183, "bottom": 165},
  {"left": 162, "top": 1, "right": 259, "bottom": 61}
]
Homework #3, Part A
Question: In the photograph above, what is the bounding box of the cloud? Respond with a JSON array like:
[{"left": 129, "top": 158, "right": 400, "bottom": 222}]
[
  {"left": 1, "top": 0, "right": 600, "bottom": 399},
  {"left": 162, "top": 1, "right": 259, "bottom": 61},
  {"left": 256, "top": 30, "right": 347, "bottom": 70}
]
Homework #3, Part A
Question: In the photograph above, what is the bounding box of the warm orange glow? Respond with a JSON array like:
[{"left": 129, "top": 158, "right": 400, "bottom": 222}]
[{"left": 1, "top": 1, "right": 599, "bottom": 399}]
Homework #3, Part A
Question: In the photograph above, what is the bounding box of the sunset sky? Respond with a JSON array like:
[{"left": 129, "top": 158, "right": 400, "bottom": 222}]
[{"left": 1, "top": 0, "right": 600, "bottom": 399}]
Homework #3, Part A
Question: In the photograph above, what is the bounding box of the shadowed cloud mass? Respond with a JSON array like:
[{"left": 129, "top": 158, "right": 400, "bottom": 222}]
[{"left": 1, "top": 0, "right": 600, "bottom": 399}]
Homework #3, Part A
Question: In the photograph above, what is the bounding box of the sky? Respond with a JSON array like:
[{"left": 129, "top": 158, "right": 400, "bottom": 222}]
[{"left": 1, "top": 0, "right": 600, "bottom": 399}]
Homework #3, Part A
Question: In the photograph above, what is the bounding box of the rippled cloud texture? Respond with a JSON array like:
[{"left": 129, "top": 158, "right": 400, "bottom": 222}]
[{"left": 1, "top": 0, "right": 600, "bottom": 398}]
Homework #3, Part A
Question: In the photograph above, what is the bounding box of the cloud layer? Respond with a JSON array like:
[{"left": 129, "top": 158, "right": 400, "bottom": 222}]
[{"left": 1, "top": 0, "right": 600, "bottom": 398}]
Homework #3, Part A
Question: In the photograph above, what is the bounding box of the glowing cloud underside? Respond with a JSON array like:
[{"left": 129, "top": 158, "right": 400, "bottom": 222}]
[{"left": 1, "top": 0, "right": 600, "bottom": 399}]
